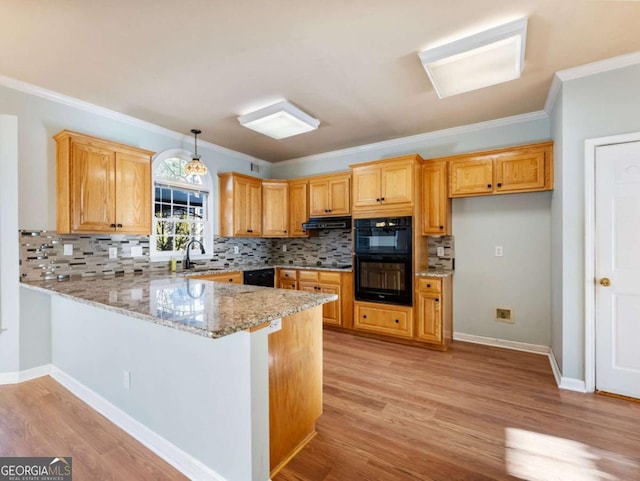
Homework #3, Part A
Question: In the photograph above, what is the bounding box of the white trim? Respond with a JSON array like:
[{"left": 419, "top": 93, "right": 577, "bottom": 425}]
[
  {"left": 584, "top": 131, "right": 640, "bottom": 395},
  {"left": 547, "top": 349, "right": 586, "bottom": 392},
  {"left": 275, "top": 111, "right": 548, "bottom": 166},
  {"left": 556, "top": 51, "right": 640, "bottom": 82},
  {"left": 0, "top": 364, "right": 51, "bottom": 385},
  {"left": 545, "top": 53, "right": 640, "bottom": 116},
  {"left": 50, "top": 366, "right": 226, "bottom": 481},
  {"left": 453, "top": 332, "right": 550, "bottom": 354},
  {"left": 0, "top": 73, "right": 267, "bottom": 167},
  {"left": 548, "top": 348, "right": 563, "bottom": 387}
]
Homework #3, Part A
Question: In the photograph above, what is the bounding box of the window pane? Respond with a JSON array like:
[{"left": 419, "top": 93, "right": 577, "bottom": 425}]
[
  {"left": 155, "top": 220, "right": 174, "bottom": 236},
  {"left": 157, "top": 235, "right": 174, "bottom": 252},
  {"left": 188, "top": 191, "right": 204, "bottom": 207},
  {"left": 174, "top": 236, "right": 189, "bottom": 251},
  {"left": 175, "top": 220, "right": 190, "bottom": 237},
  {"left": 156, "top": 187, "right": 172, "bottom": 203},
  {"left": 191, "top": 223, "right": 204, "bottom": 236}
]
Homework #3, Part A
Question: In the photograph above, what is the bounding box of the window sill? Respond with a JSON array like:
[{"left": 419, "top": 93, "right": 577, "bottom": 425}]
[{"left": 150, "top": 253, "right": 214, "bottom": 263}]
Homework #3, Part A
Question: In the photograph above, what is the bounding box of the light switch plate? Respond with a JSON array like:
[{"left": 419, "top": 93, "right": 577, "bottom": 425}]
[
  {"left": 109, "top": 247, "right": 118, "bottom": 259},
  {"left": 282, "top": 244, "right": 287, "bottom": 253},
  {"left": 233, "top": 246, "right": 240, "bottom": 254},
  {"left": 131, "top": 246, "right": 143, "bottom": 257},
  {"left": 63, "top": 244, "right": 73, "bottom": 256},
  {"left": 495, "top": 246, "right": 503, "bottom": 257}
]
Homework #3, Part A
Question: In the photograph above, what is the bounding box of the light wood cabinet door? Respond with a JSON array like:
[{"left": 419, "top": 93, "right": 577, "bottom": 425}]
[
  {"left": 328, "top": 176, "right": 351, "bottom": 215},
  {"left": 232, "top": 175, "right": 262, "bottom": 236},
  {"left": 194, "top": 272, "right": 242, "bottom": 284},
  {"left": 320, "top": 284, "right": 341, "bottom": 326},
  {"left": 422, "top": 160, "right": 450, "bottom": 235},
  {"left": 352, "top": 166, "right": 381, "bottom": 208},
  {"left": 288, "top": 180, "right": 309, "bottom": 237},
  {"left": 416, "top": 290, "right": 442, "bottom": 344},
  {"left": 380, "top": 160, "right": 413, "bottom": 206},
  {"left": 449, "top": 158, "right": 494, "bottom": 197},
  {"left": 353, "top": 302, "right": 413, "bottom": 339},
  {"left": 70, "top": 142, "right": 116, "bottom": 233},
  {"left": 494, "top": 148, "right": 546, "bottom": 193},
  {"left": 115, "top": 151, "right": 151, "bottom": 235},
  {"left": 279, "top": 279, "right": 297, "bottom": 290},
  {"left": 262, "top": 181, "right": 289, "bottom": 237},
  {"left": 308, "top": 174, "right": 351, "bottom": 216}
]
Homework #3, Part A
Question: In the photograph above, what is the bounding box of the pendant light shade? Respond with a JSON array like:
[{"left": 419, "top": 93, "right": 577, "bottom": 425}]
[{"left": 184, "top": 129, "right": 208, "bottom": 176}]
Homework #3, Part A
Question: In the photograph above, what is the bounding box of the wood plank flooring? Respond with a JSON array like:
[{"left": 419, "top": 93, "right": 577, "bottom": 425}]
[
  {"left": 274, "top": 330, "right": 640, "bottom": 481},
  {"left": 1, "top": 331, "right": 639, "bottom": 480}
]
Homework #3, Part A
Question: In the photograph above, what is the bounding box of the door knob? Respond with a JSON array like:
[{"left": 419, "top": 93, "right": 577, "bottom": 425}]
[{"left": 600, "top": 277, "right": 611, "bottom": 287}]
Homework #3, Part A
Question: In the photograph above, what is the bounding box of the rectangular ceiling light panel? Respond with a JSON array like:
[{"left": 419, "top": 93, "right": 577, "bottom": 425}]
[
  {"left": 238, "top": 100, "right": 320, "bottom": 140},
  {"left": 419, "top": 17, "right": 528, "bottom": 98}
]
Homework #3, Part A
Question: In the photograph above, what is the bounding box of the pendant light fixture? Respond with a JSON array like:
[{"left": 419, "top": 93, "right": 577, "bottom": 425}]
[{"left": 184, "top": 129, "right": 208, "bottom": 176}]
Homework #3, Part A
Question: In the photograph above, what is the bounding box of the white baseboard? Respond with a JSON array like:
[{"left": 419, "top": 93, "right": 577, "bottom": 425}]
[
  {"left": 0, "top": 364, "right": 51, "bottom": 385},
  {"left": 50, "top": 366, "right": 226, "bottom": 481},
  {"left": 547, "top": 350, "right": 587, "bottom": 392},
  {"left": 453, "top": 332, "right": 550, "bottom": 355}
]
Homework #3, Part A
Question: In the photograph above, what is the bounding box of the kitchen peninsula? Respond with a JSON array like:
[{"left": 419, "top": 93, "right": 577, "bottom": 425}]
[{"left": 21, "top": 273, "right": 336, "bottom": 481}]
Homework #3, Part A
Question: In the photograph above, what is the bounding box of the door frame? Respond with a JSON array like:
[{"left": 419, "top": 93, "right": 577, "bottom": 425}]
[{"left": 584, "top": 131, "right": 640, "bottom": 393}]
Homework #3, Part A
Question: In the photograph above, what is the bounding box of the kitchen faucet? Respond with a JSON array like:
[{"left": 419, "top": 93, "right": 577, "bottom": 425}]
[{"left": 184, "top": 239, "right": 206, "bottom": 270}]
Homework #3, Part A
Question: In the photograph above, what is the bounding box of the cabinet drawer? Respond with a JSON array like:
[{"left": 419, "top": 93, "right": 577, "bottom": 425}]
[
  {"left": 354, "top": 302, "right": 413, "bottom": 339},
  {"left": 196, "top": 272, "right": 242, "bottom": 284},
  {"left": 278, "top": 269, "right": 298, "bottom": 281},
  {"left": 318, "top": 271, "right": 341, "bottom": 284},
  {"left": 298, "top": 270, "right": 319, "bottom": 283},
  {"left": 418, "top": 278, "right": 442, "bottom": 293},
  {"left": 278, "top": 279, "right": 298, "bottom": 290}
]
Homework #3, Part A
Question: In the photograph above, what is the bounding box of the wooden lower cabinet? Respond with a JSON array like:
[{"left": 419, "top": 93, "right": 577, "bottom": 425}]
[
  {"left": 353, "top": 301, "right": 413, "bottom": 339},
  {"left": 276, "top": 268, "right": 353, "bottom": 329},
  {"left": 416, "top": 276, "right": 453, "bottom": 350},
  {"left": 191, "top": 271, "right": 243, "bottom": 284},
  {"left": 268, "top": 305, "right": 323, "bottom": 476}
]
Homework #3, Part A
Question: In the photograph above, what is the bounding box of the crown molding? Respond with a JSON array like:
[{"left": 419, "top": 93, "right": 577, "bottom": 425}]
[
  {"left": 0, "top": 74, "right": 269, "bottom": 167},
  {"left": 545, "top": 51, "right": 640, "bottom": 114},
  {"left": 276, "top": 110, "right": 548, "bottom": 166}
]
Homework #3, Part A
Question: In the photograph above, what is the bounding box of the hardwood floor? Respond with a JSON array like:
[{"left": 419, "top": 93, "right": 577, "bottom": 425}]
[
  {"left": 275, "top": 330, "right": 640, "bottom": 481},
  {"left": 1, "top": 332, "right": 639, "bottom": 480},
  {"left": 0, "top": 376, "right": 188, "bottom": 481}
]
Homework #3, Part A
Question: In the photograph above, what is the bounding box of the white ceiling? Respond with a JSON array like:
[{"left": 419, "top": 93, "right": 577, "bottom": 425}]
[{"left": 1, "top": 0, "right": 639, "bottom": 162}]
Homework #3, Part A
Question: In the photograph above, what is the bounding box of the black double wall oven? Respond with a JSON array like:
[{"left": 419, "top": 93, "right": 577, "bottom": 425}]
[{"left": 354, "top": 216, "right": 412, "bottom": 306}]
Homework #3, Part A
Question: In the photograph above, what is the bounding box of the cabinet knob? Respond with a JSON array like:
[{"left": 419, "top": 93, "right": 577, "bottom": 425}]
[
  {"left": 376, "top": 198, "right": 380, "bottom": 202},
  {"left": 284, "top": 230, "right": 287, "bottom": 233},
  {"left": 497, "top": 183, "right": 502, "bottom": 187},
  {"left": 487, "top": 184, "right": 492, "bottom": 188},
  {"left": 228, "top": 279, "right": 233, "bottom": 282},
  {"left": 328, "top": 209, "right": 332, "bottom": 212},
  {"left": 302, "top": 229, "right": 306, "bottom": 233},
  {"left": 435, "top": 298, "right": 440, "bottom": 302},
  {"left": 439, "top": 225, "right": 444, "bottom": 230},
  {"left": 427, "top": 284, "right": 431, "bottom": 288},
  {"left": 110, "top": 223, "right": 116, "bottom": 228},
  {"left": 247, "top": 229, "right": 253, "bottom": 233},
  {"left": 116, "top": 223, "right": 123, "bottom": 228},
  {"left": 363, "top": 315, "right": 367, "bottom": 319},
  {"left": 381, "top": 197, "right": 385, "bottom": 201},
  {"left": 394, "top": 319, "right": 399, "bottom": 323}
]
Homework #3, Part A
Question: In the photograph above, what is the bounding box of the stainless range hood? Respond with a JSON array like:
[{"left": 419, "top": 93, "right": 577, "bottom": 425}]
[{"left": 302, "top": 216, "right": 352, "bottom": 230}]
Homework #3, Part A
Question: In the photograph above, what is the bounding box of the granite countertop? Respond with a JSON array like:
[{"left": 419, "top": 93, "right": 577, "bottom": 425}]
[
  {"left": 184, "top": 263, "right": 353, "bottom": 276},
  {"left": 415, "top": 269, "right": 455, "bottom": 278},
  {"left": 21, "top": 272, "right": 337, "bottom": 339}
]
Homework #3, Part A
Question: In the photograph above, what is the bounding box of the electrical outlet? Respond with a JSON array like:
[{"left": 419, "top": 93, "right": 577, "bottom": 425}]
[
  {"left": 233, "top": 246, "right": 240, "bottom": 254},
  {"left": 495, "top": 308, "right": 514, "bottom": 323},
  {"left": 63, "top": 244, "right": 73, "bottom": 256},
  {"left": 436, "top": 246, "right": 445, "bottom": 257},
  {"left": 495, "top": 246, "right": 503, "bottom": 257},
  {"left": 268, "top": 318, "right": 282, "bottom": 333},
  {"left": 109, "top": 247, "right": 118, "bottom": 259},
  {"left": 282, "top": 244, "right": 287, "bottom": 253},
  {"left": 123, "top": 370, "right": 131, "bottom": 390}
]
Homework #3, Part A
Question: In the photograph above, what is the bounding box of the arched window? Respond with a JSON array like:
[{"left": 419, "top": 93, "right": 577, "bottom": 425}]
[{"left": 150, "top": 149, "right": 213, "bottom": 261}]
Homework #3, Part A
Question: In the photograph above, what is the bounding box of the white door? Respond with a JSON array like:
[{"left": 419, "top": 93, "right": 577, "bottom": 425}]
[{"left": 595, "top": 141, "right": 640, "bottom": 399}]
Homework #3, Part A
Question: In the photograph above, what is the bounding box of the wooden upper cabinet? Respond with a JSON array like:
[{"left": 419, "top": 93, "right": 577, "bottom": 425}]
[
  {"left": 422, "top": 160, "right": 451, "bottom": 235},
  {"left": 351, "top": 156, "right": 418, "bottom": 212},
  {"left": 288, "top": 179, "right": 309, "bottom": 237},
  {"left": 448, "top": 141, "right": 553, "bottom": 198},
  {"left": 54, "top": 130, "right": 153, "bottom": 235},
  {"left": 308, "top": 172, "right": 351, "bottom": 217},
  {"left": 219, "top": 172, "right": 262, "bottom": 237},
  {"left": 262, "top": 181, "right": 289, "bottom": 237}
]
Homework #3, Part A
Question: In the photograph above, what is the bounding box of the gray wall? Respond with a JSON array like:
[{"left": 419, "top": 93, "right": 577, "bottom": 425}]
[
  {"left": 551, "top": 63, "right": 640, "bottom": 380},
  {"left": 19, "top": 287, "right": 51, "bottom": 370}
]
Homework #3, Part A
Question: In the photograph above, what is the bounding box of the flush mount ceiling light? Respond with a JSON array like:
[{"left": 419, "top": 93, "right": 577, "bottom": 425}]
[
  {"left": 184, "top": 129, "right": 207, "bottom": 176},
  {"left": 237, "top": 100, "right": 320, "bottom": 140},
  {"left": 419, "top": 17, "right": 528, "bottom": 98}
]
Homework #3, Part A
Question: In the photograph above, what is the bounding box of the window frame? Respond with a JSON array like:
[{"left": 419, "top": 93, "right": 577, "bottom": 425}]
[{"left": 150, "top": 149, "right": 214, "bottom": 262}]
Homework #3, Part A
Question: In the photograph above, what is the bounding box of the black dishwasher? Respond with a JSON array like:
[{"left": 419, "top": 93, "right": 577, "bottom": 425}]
[{"left": 243, "top": 268, "right": 275, "bottom": 287}]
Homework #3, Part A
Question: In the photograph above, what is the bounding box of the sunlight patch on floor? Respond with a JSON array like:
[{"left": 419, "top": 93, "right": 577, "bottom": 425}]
[{"left": 505, "top": 427, "right": 634, "bottom": 481}]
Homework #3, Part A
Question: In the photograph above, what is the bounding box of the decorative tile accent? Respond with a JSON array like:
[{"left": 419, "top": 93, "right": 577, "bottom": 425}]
[
  {"left": 428, "top": 235, "right": 455, "bottom": 270},
  {"left": 271, "top": 230, "right": 353, "bottom": 266}
]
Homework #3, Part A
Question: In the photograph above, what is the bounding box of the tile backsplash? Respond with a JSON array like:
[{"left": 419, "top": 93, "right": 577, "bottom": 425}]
[{"left": 19, "top": 229, "right": 453, "bottom": 281}]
